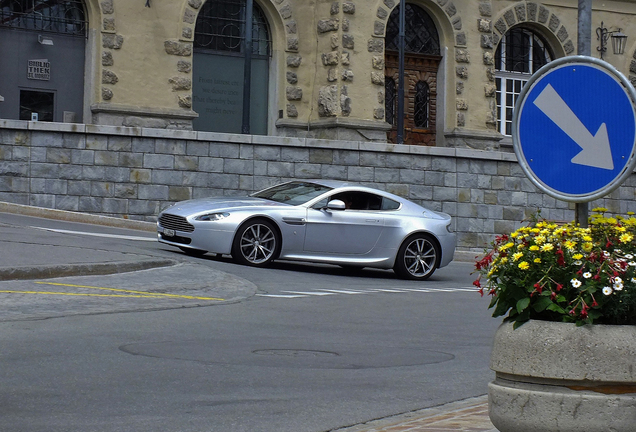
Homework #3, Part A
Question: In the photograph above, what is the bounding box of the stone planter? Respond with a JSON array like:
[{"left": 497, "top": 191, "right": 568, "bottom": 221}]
[{"left": 489, "top": 320, "right": 636, "bottom": 432}]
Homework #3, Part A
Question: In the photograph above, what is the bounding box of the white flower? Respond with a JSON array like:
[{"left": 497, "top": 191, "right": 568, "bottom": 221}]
[
  {"left": 583, "top": 272, "right": 592, "bottom": 279},
  {"left": 614, "top": 277, "right": 623, "bottom": 284},
  {"left": 632, "top": 277, "right": 636, "bottom": 283},
  {"left": 571, "top": 278, "right": 582, "bottom": 288},
  {"left": 615, "top": 249, "right": 623, "bottom": 253},
  {"left": 603, "top": 286, "right": 613, "bottom": 295},
  {"left": 574, "top": 260, "right": 583, "bottom": 266},
  {"left": 614, "top": 282, "right": 624, "bottom": 291},
  {"left": 603, "top": 251, "right": 611, "bottom": 258},
  {"left": 625, "top": 254, "right": 634, "bottom": 260},
  {"left": 629, "top": 261, "right": 636, "bottom": 267}
]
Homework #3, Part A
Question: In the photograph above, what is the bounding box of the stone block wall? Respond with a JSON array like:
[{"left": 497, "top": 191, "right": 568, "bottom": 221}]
[{"left": 1, "top": 120, "right": 635, "bottom": 252}]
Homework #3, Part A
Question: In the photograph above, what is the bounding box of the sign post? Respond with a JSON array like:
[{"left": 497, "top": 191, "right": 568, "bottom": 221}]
[{"left": 512, "top": 56, "right": 636, "bottom": 207}]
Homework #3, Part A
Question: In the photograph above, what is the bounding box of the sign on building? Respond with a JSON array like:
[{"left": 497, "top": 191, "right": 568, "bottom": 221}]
[{"left": 27, "top": 59, "right": 51, "bottom": 81}]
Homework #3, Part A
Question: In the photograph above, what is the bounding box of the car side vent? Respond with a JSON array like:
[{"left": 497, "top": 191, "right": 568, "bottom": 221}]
[{"left": 158, "top": 214, "right": 195, "bottom": 232}]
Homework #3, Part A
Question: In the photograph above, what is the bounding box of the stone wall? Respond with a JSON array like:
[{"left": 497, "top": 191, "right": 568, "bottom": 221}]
[{"left": 1, "top": 120, "right": 635, "bottom": 252}]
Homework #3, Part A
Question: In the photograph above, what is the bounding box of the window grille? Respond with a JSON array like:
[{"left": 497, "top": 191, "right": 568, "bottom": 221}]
[
  {"left": 385, "top": 3, "right": 440, "bottom": 55},
  {"left": 495, "top": 27, "right": 553, "bottom": 136},
  {"left": 414, "top": 81, "right": 429, "bottom": 128},
  {"left": 0, "top": 0, "right": 86, "bottom": 36},
  {"left": 385, "top": 77, "right": 397, "bottom": 126},
  {"left": 194, "top": 0, "right": 270, "bottom": 57}
]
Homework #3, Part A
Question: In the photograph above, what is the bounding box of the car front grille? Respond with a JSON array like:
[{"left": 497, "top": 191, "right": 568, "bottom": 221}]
[{"left": 158, "top": 213, "right": 194, "bottom": 233}]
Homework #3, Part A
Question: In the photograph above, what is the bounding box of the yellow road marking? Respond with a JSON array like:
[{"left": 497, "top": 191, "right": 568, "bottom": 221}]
[
  {"left": 0, "top": 281, "right": 225, "bottom": 301},
  {"left": 0, "top": 290, "right": 171, "bottom": 299}
]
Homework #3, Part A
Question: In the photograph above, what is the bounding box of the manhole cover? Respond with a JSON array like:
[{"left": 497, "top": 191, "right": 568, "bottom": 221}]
[{"left": 253, "top": 349, "right": 340, "bottom": 357}]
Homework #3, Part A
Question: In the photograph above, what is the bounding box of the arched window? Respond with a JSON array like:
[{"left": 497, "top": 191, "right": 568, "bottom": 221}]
[
  {"left": 385, "top": 3, "right": 440, "bottom": 55},
  {"left": 495, "top": 27, "right": 553, "bottom": 136},
  {"left": 0, "top": 0, "right": 86, "bottom": 35},
  {"left": 384, "top": 3, "right": 441, "bottom": 146},
  {"left": 0, "top": 0, "right": 87, "bottom": 122},
  {"left": 192, "top": 0, "right": 271, "bottom": 134}
]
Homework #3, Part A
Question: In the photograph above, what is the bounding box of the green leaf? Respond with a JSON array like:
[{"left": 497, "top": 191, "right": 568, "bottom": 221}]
[
  {"left": 533, "top": 297, "right": 553, "bottom": 312},
  {"left": 516, "top": 297, "right": 531, "bottom": 314},
  {"left": 547, "top": 303, "right": 566, "bottom": 314}
]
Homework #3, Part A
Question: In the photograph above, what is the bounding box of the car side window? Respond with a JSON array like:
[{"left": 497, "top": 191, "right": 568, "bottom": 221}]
[
  {"left": 326, "top": 192, "right": 396, "bottom": 211},
  {"left": 381, "top": 197, "right": 400, "bottom": 210}
]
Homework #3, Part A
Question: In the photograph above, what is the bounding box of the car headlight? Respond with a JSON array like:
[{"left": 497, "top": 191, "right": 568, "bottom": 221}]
[{"left": 195, "top": 212, "right": 230, "bottom": 221}]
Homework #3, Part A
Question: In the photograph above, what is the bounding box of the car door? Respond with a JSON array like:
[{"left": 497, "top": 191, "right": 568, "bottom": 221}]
[{"left": 303, "top": 192, "right": 384, "bottom": 255}]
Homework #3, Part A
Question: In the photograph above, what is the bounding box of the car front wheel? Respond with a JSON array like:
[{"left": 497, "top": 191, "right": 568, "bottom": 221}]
[
  {"left": 394, "top": 234, "right": 439, "bottom": 280},
  {"left": 232, "top": 219, "right": 280, "bottom": 266}
]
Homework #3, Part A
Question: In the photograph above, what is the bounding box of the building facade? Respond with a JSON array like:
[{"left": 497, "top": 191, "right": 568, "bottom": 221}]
[{"left": 1, "top": 0, "right": 636, "bottom": 250}]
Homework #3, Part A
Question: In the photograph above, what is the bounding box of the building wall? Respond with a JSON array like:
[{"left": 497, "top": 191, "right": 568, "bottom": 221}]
[{"left": 2, "top": 120, "right": 636, "bottom": 252}]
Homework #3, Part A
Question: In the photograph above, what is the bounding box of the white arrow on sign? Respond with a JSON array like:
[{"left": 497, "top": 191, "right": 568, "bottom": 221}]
[{"left": 533, "top": 83, "right": 614, "bottom": 170}]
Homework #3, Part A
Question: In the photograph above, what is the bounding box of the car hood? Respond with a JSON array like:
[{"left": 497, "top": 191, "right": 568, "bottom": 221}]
[{"left": 161, "top": 197, "right": 289, "bottom": 216}]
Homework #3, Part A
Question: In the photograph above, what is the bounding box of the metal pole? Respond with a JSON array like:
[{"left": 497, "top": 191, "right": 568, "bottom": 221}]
[
  {"left": 241, "top": 0, "right": 253, "bottom": 134},
  {"left": 396, "top": 0, "right": 405, "bottom": 144},
  {"left": 575, "top": 0, "right": 592, "bottom": 227}
]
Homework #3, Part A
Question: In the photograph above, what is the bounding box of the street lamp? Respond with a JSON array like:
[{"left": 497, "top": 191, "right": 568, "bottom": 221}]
[{"left": 596, "top": 22, "right": 628, "bottom": 59}]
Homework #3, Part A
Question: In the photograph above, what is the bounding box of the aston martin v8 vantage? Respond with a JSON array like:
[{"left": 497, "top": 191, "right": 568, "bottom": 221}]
[{"left": 157, "top": 180, "right": 456, "bottom": 280}]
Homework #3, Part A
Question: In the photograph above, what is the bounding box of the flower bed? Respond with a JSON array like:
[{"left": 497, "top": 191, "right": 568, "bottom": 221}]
[{"left": 474, "top": 209, "right": 636, "bottom": 327}]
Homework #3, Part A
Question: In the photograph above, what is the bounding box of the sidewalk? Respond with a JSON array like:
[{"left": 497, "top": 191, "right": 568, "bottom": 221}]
[{"left": 335, "top": 396, "right": 497, "bottom": 432}]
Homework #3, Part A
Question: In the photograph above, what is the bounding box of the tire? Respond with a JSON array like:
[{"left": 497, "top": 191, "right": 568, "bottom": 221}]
[
  {"left": 394, "top": 234, "right": 439, "bottom": 280},
  {"left": 232, "top": 219, "right": 280, "bottom": 267},
  {"left": 179, "top": 247, "right": 207, "bottom": 257}
]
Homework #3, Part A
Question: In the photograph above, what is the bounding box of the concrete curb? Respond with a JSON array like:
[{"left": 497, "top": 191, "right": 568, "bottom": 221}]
[{"left": 0, "top": 259, "right": 177, "bottom": 281}]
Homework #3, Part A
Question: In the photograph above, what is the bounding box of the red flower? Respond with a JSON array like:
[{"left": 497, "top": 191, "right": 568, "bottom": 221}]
[{"left": 556, "top": 283, "right": 563, "bottom": 292}]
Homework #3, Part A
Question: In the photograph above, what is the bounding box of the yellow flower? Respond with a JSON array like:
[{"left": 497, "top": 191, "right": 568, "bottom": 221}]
[
  {"left": 518, "top": 261, "right": 530, "bottom": 270},
  {"left": 511, "top": 232, "right": 519, "bottom": 238},
  {"left": 529, "top": 245, "right": 540, "bottom": 251},
  {"left": 564, "top": 240, "right": 577, "bottom": 250},
  {"left": 541, "top": 243, "right": 554, "bottom": 252},
  {"left": 534, "top": 258, "right": 541, "bottom": 264},
  {"left": 499, "top": 257, "right": 508, "bottom": 264},
  {"left": 615, "top": 226, "right": 627, "bottom": 233},
  {"left": 582, "top": 242, "right": 593, "bottom": 252},
  {"left": 512, "top": 252, "right": 524, "bottom": 261},
  {"left": 583, "top": 236, "right": 593, "bottom": 242},
  {"left": 535, "top": 235, "right": 546, "bottom": 245},
  {"left": 573, "top": 253, "right": 584, "bottom": 260},
  {"left": 620, "top": 233, "right": 634, "bottom": 243},
  {"left": 499, "top": 242, "right": 514, "bottom": 251}
]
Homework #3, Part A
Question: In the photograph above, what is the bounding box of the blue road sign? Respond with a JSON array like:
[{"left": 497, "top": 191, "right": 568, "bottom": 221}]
[{"left": 513, "top": 56, "right": 636, "bottom": 202}]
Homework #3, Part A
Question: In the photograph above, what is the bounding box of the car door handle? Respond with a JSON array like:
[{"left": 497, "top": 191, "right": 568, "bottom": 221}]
[{"left": 366, "top": 219, "right": 381, "bottom": 223}]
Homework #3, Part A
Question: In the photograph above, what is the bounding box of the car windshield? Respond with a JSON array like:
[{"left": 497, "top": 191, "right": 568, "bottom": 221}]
[{"left": 252, "top": 181, "right": 332, "bottom": 206}]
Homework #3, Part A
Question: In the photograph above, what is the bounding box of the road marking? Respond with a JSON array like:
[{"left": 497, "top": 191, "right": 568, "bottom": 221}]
[
  {"left": 0, "top": 290, "right": 172, "bottom": 299},
  {"left": 30, "top": 227, "right": 156, "bottom": 242},
  {"left": 317, "top": 289, "right": 366, "bottom": 294},
  {"left": 255, "top": 286, "right": 479, "bottom": 300},
  {"left": 281, "top": 291, "right": 336, "bottom": 296},
  {"left": 22, "top": 281, "right": 225, "bottom": 301}
]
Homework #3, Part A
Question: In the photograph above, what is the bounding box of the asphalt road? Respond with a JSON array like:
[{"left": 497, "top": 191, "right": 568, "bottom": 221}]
[{"left": 0, "top": 213, "right": 499, "bottom": 432}]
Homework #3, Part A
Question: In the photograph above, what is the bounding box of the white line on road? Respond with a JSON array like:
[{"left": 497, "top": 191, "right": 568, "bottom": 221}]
[
  {"left": 282, "top": 291, "right": 337, "bottom": 296},
  {"left": 31, "top": 227, "right": 156, "bottom": 242}
]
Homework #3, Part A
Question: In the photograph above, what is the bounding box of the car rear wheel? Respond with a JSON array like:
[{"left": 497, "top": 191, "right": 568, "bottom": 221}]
[
  {"left": 232, "top": 219, "right": 280, "bottom": 266},
  {"left": 394, "top": 234, "right": 439, "bottom": 280}
]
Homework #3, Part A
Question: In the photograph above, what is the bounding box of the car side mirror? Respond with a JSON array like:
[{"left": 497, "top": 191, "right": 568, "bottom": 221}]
[{"left": 326, "top": 199, "right": 346, "bottom": 211}]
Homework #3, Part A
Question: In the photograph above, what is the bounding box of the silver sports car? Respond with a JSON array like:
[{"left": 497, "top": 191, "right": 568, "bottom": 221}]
[{"left": 157, "top": 180, "right": 456, "bottom": 280}]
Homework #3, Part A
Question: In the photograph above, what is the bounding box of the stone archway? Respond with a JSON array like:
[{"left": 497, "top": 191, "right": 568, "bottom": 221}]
[{"left": 370, "top": 0, "right": 466, "bottom": 144}]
